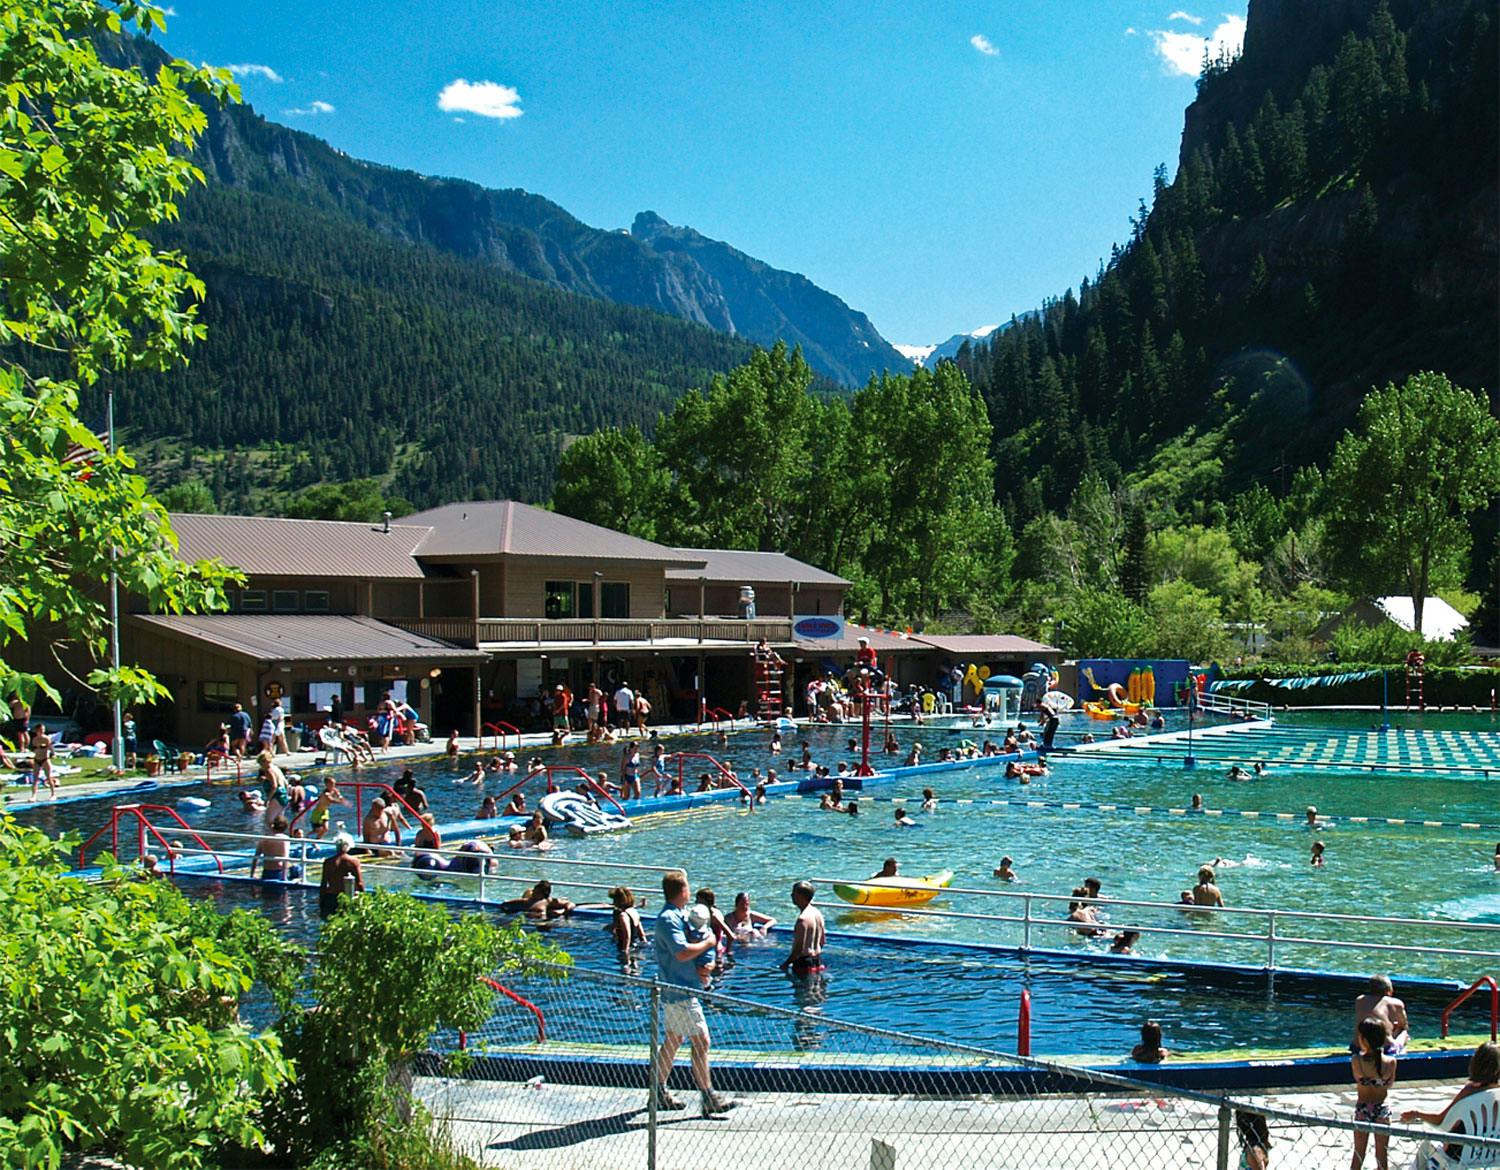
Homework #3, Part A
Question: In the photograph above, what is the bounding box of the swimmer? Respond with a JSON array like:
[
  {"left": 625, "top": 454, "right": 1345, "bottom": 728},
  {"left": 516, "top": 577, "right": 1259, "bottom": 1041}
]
[
  {"left": 845, "top": 800, "right": 859, "bottom": 816},
  {"left": 609, "top": 886, "right": 647, "bottom": 951},
  {"left": 770, "top": 733, "right": 782, "bottom": 755},
  {"left": 1226, "top": 764, "right": 1251, "bottom": 780},
  {"left": 1130, "top": 1020, "right": 1170, "bottom": 1064},
  {"left": 920, "top": 788, "right": 937, "bottom": 811},
  {"left": 1177, "top": 890, "right": 1194, "bottom": 908},
  {"left": 1192, "top": 865, "right": 1225, "bottom": 907},
  {"left": 446, "top": 729, "right": 459, "bottom": 759},
  {"left": 1110, "top": 929, "right": 1141, "bottom": 955},
  {"left": 779, "top": 880, "right": 825, "bottom": 977},
  {"left": 524, "top": 810, "right": 548, "bottom": 846},
  {"left": 1066, "top": 888, "right": 1104, "bottom": 936},
  {"left": 461, "top": 760, "right": 484, "bottom": 786},
  {"left": 486, "top": 757, "right": 503, "bottom": 773},
  {"left": 1253, "top": 760, "right": 1267, "bottom": 776},
  {"left": 305, "top": 781, "right": 346, "bottom": 838},
  {"left": 753, "top": 780, "right": 768, "bottom": 805},
  {"left": 477, "top": 795, "right": 498, "bottom": 819},
  {"left": 993, "top": 856, "right": 1017, "bottom": 882},
  {"left": 1306, "top": 805, "right": 1324, "bottom": 828},
  {"left": 903, "top": 743, "right": 922, "bottom": 767},
  {"left": 893, "top": 807, "right": 917, "bottom": 827},
  {"left": 238, "top": 789, "right": 266, "bottom": 813},
  {"left": 504, "top": 791, "right": 527, "bottom": 817},
  {"left": 1311, "top": 840, "right": 1326, "bottom": 867},
  {"left": 872, "top": 857, "right": 899, "bottom": 880},
  {"left": 507, "top": 824, "right": 527, "bottom": 849},
  {"left": 726, "top": 892, "right": 775, "bottom": 942},
  {"left": 1191, "top": 793, "right": 1203, "bottom": 811}
]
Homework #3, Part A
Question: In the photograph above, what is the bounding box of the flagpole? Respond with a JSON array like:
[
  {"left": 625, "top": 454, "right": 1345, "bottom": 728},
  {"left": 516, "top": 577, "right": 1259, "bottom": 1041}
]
[{"left": 108, "top": 385, "right": 124, "bottom": 772}]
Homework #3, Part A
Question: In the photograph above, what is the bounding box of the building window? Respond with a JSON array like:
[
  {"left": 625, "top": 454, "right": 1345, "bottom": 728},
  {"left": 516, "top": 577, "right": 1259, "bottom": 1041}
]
[
  {"left": 304, "top": 590, "right": 330, "bottom": 613},
  {"left": 199, "top": 680, "right": 239, "bottom": 714},
  {"left": 577, "top": 582, "right": 594, "bottom": 619},
  {"left": 238, "top": 590, "right": 267, "bottom": 613},
  {"left": 272, "top": 589, "right": 299, "bottom": 613},
  {"left": 600, "top": 582, "right": 630, "bottom": 619},
  {"left": 544, "top": 581, "right": 575, "bottom": 620}
]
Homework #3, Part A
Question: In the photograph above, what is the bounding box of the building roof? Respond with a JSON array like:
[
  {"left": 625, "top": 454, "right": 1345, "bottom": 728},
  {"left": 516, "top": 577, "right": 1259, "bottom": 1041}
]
[
  {"left": 910, "top": 634, "right": 1062, "bottom": 658},
  {"left": 792, "top": 624, "right": 917, "bottom": 656},
  {"left": 169, "top": 513, "right": 430, "bottom": 579},
  {"left": 665, "top": 548, "right": 850, "bottom": 587},
  {"left": 1372, "top": 596, "right": 1469, "bottom": 642},
  {"left": 401, "top": 500, "right": 702, "bottom": 565},
  {"left": 128, "top": 614, "right": 487, "bottom": 665}
]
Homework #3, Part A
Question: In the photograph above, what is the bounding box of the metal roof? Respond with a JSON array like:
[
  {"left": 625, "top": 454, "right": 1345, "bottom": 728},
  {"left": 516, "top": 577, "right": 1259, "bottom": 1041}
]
[
  {"left": 169, "top": 513, "right": 430, "bottom": 579},
  {"left": 128, "top": 614, "right": 487, "bottom": 665},
  {"left": 910, "top": 634, "right": 1062, "bottom": 657},
  {"left": 666, "top": 548, "right": 850, "bottom": 587},
  {"left": 401, "top": 500, "right": 702, "bottom": 565},
  {"left": 792, "top": 625, "right": 916, "bottom": 655}
]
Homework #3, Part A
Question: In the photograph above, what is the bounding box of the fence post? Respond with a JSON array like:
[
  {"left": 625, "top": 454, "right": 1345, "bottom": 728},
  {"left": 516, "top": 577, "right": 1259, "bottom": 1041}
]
[
  {"left": 648, "top": 981, "right": 660, "bottom": 1170},
  {"left": 1022, "top": 895, "right": 1032, "bottom": 952},
  {"left": 1216, "top": 1102, "right": 1232, "bottom": 1170}
]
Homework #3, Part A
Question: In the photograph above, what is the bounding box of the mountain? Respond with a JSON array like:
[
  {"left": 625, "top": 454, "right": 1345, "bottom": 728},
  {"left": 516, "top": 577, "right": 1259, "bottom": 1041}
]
[
  {"left": 630, "top": 211, "right": 906, "bottom": 385},
  {"left": 102, "top": 38, "right": 899, "bottom": 388},
  {"left": 960, "top": 0, "right": 1498, "bottom": 526},
  {"left": 896, "top": 321, "right": 1024, "bottom": 367}
]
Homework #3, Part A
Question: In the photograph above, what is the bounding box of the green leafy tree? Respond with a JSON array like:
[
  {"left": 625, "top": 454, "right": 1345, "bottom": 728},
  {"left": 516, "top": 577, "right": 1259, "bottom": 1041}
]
[
  {"left": 1053, "top": 588, "right": 1151, "bottom": 658},
  {"left": 0, "top": 0, "right": 239, "bottom": 706},
  {"left": 1325, "top": 372, "right": 1500, "bottom": 634},
  {"left": 284, "top": 477, "right": 413, "bottom": 524},
  {"left": 552, "top": 425, "right": 669, "bottom": 540},
  {"left": 154, "top": 478, "right": 218, "bottom": 513},
  {"left": 1146, "top": 579, "right": 1231, "bottom": 663},
  {"left": 0, "top": 816, "right": 296, "bottom": 1168},
  {"left": 268, "top": 889, "right": 568, "bottom": 1165}
]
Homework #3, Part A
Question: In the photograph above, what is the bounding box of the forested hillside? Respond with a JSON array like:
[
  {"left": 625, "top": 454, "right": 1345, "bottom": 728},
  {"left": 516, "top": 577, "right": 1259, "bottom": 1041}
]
[
  {"left": 92, "top": 186, "right": 753, "bottom": 509},
  {"left": 962, "top": 0, "right": 1497, "bottom": 527}
]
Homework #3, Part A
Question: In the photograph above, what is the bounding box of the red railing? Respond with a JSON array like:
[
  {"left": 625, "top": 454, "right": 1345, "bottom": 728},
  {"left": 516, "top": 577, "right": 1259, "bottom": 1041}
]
[
  {"left": 1441, "top": 975, "right": 1498, "bottom": 1040},
  {"left": 481, "top": 721, "right": 520, "bottom": 750},
  {"left": 204, "top": 750, "right": 242, "bottom": 784},
  {"left": 78, "top": 804, "right": 224, "bottom": 875},
  {"left": 458, "top": 976, "right": 546, "bottom": 1048},
  {"left": 289, "top": 780, "right": 424, "bottom": 835},
  {"left": 674, "top": 751, "right": 749, "bottom": 796}
]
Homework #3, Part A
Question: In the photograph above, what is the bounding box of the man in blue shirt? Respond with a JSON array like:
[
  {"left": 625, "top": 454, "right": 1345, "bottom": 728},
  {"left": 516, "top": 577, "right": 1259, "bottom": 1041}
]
[
  {"left": 227, "top": 702, "right": 252, "bottom": 758},
  {"left": 652, "top": 868, "right": 734, "bottom": 1115}
]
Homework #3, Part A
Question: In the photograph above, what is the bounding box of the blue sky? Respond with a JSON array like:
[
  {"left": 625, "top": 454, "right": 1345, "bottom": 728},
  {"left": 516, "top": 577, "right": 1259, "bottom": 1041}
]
[{"left": 155, "top": 2, "right": 1247, "bottom": 347}]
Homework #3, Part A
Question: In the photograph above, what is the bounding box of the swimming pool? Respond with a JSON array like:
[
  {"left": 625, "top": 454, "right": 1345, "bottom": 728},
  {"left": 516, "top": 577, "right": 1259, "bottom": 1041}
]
[
  {"left": 21, "top": 714, "right": 1500, "bottom": 1056},
  {"left": 188, "top": 878, "right": 1465, "bottom": 1060}
]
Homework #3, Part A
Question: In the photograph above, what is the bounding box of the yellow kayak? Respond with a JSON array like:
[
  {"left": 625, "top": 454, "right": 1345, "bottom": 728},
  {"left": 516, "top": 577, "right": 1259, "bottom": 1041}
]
[
  {"left": 832, "top": 869, "right": 953, "bottom": 907},
  {"left": 1084, "top": 700, "right": 1141, "bottom": 719}
]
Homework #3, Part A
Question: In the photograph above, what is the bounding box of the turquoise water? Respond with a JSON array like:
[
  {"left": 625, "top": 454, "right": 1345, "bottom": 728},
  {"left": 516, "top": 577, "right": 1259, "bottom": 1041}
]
[{"left": 18, "top": 714, "right": 1500, "bottom": 1056}]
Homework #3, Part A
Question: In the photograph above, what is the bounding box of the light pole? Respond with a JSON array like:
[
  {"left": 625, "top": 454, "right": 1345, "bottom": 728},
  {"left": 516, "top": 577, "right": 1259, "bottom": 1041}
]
[{"left": 107, "top": 385, "right": 124, "bottom": 772}]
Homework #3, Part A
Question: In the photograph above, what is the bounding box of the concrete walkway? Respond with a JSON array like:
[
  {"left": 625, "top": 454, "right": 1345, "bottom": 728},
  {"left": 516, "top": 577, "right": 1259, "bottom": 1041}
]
[{"left": 416, "top": 1075, "right": 1473, "bottom": 1170}]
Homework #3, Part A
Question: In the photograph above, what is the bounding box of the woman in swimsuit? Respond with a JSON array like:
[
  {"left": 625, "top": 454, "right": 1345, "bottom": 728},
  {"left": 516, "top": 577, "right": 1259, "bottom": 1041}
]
[
  {"left": 29, "top": 724, "right": 55, "bottom": 799},
  {"left": 1351, "top": 1015, "right": 1395, "bottom": 1169},
  {"left": 725, "top": 891, "right": 775, "bottom": 941},
  {"left": 608, "top": 886, "right": 646, "bottom": 951},
  {"left": 523, "top": 810, "right": 548, "bottom": 846},
  {"left": 410, "top": 815, "right": 448, "bottom": 874}
]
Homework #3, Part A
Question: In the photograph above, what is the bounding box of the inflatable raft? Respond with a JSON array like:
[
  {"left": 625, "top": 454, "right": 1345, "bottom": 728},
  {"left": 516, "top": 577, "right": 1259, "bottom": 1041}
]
[
  {"left": 539, "top": 790, "right": 631, "bottom": 836},
  {"left": 832, "top": 869, "right": 953, "bottom": 907}
]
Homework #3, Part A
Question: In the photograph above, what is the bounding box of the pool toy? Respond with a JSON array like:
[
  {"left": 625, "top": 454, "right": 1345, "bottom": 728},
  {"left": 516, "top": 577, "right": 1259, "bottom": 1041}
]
[
  {"left": 1084, "top": 700, "right": 1141, "bottom": 720},
  {"left": 538, "top": 790, "right": 630, "bottom": 836},
  {"left": 177, "top": 796, "right": 211, "bottom": 810},
  {"left": 832, "top": 869, "right": 953, "bottom": 907},
  {"left": 1042, "top": 690, "right": 1075, "bottom": 712}
]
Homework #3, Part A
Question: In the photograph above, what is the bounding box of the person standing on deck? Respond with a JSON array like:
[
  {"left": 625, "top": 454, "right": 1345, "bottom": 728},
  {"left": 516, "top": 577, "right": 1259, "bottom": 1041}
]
[
  {"left": 613, "top": 681, "right": 636, "bottom": 731},
  {"left": 651, "top": 868, "right": 734, "bottom": 1115},
  {"left": 227, "top": 702, "right": 252, "bottom": 758}
]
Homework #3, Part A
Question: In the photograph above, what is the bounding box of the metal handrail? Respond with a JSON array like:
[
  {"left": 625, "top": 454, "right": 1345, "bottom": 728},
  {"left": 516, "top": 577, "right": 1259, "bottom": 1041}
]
[
  {"left": 481, "top": 721, "right": 520, "bottom": 750},
  {"left": 77, "top": 804, "right": 224, "bottom": 874},
  {"left": 1441, "top": 975, "right": 1499, "bottom": 1040},
  {"left": 540, "top": 763, "right": 627, "bottom": 816},
  {"left": 674, "top": 751, "right": 749, "bottom": 796}
]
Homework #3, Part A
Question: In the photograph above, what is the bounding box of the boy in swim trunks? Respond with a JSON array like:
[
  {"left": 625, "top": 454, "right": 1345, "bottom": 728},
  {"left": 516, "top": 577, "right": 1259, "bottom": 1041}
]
[
  {"left": 779, "top": 881, "right": 825, "bottom": 976},
  {"left": 306, "top": 781, "right": 344, "bottom": 838}
]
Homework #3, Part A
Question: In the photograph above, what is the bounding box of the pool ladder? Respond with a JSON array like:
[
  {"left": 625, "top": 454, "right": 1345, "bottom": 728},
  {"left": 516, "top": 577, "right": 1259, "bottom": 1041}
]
[{"left": 1441, "top": 975, "right": 1498, "bottom": 1040}]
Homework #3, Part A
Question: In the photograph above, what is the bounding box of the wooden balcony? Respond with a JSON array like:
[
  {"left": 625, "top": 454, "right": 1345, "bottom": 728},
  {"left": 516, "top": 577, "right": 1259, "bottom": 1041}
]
[{"left": 386, "top": 616, "right": 794, "bottom": 650}]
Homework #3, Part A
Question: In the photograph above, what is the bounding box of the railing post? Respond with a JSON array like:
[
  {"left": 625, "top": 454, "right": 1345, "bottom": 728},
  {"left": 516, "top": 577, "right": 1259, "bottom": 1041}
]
[
  {"left": 1022, "top": 895, "right": 1032, "bottom": 952},
  {"left": 648, "top": 981, "right": 660, "bottom": 1170},
  {"left": 478, "top": 872, "right": 487, "bottom": 904},
  {"left": 1266, "top": 911, "right": 1277, "bottom": 972},
  {"left": 299, "top": 839, "right": 309, "bottom": 885},
  {"left": 1216, "top": 1102, "right": 1232, "bottom": 1170}
]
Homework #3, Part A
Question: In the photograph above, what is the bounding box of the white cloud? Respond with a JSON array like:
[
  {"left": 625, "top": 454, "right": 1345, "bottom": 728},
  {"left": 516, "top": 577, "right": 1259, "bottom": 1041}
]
[
  {"left": 1168, "top": 10, "right": 1205, "bottom": 24},
  {"left": 1124, "top": 26, "right": 1139, "bottom": 35},
  {"left": 970, "top": 34, "right": 999, "bottom": 56},
  {"left": 437, "top": 79, "right": 523, "bottom": 120},
  {"left": 159, "top": 5, "right": 177, "bottom": 14},
  {"left": 225, "top": 62, "right": 283, "bottom": 83},
  {"left": 1149, "top": 13, "right": 1245, "bottom": 76},
  {"left": 284, "top": 100, "right": 335, "bottom": 116}
]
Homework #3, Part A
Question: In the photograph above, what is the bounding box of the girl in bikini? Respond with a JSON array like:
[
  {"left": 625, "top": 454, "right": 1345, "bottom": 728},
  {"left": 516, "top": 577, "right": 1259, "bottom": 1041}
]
[
  {"left": 29, "top": 724, "right": 55, "bottom": 799},
  {"left": 1351, "top": 1015, "right": 1395, "bottom": 1169}
]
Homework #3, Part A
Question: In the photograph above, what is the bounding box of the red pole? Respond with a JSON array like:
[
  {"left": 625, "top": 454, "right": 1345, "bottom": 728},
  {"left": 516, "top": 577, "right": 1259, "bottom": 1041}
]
[
  {"left": 137, "top": 812, "right": 146, "bottom": 864},
  {"left": 111, "top": 812, "right": 119, "bottom": 860},
  {"left": 1018, "top": 989, "right": 1032, "bottom": 1056}
]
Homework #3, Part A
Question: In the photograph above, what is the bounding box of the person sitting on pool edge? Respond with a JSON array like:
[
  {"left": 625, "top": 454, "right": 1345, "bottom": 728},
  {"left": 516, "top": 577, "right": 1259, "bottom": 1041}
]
[{"left": 1130, "top": 1020, "right": 1170, "bottom": 1063}]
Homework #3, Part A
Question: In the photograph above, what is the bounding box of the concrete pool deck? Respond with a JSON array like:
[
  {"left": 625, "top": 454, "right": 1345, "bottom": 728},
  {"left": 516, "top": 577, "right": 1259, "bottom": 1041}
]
[{"left": 415, "top": 1074, "right": 1479, "bottom": 1169}]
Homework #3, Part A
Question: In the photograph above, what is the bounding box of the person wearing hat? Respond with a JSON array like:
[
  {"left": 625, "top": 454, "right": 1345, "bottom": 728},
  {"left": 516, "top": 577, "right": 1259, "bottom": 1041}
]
[{"left": 319, "top": 832, "right": 364, "bottom": 918}]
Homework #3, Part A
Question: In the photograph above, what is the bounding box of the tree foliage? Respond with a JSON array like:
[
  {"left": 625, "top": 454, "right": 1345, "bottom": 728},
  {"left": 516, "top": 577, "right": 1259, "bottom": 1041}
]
[
  {"left": 0, "top": 815, "right": 296, "bottom": 1169},
  {"left": 1325, "top": 372, "right": 1500, "bottom": 632},
  {"left": 0, "top": 0, "right": 239, "bottom": 706}
]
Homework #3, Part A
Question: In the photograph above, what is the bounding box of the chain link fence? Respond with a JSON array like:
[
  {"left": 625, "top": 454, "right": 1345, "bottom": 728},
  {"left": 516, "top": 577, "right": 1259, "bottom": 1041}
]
[{"left": 415, "top": 962, "right": 1500, "bottom": 1169}]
